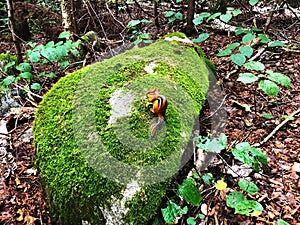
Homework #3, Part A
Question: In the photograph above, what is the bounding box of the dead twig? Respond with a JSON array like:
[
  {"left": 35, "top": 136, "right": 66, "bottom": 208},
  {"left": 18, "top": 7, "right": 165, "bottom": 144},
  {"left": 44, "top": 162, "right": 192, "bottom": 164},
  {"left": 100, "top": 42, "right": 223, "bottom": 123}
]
[{"left": 253, "top": 107, "right": 300, "bottom": 147}]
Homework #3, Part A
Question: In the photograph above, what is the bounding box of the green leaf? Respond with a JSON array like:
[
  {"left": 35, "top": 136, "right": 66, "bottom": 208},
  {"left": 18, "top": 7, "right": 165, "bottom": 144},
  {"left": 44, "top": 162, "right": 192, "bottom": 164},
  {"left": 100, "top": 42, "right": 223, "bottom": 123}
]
[
  {"left": 207, "top": 12, "right": 221, "bottom": 21},
  {"left": 238, "top": 179, "right": 259, "bottom": 194},
  {"left": 29, "top": 51, "right": 41, "bottom": 63},
  {"left": 3, "top": 61, "right": 15, "bottom": 72},
  {"left": 217, "top": 48, "right": 232, "bottom": 57},
  {"left": 239, "top": 46, "right": 253, "bottom": 58},
  {"left": 226, "top": 191, "right": 246, "bottom": 208},
  {"left": 228, "top": 42, "right": 241, "bottom": 50},
  {"left": 197, "top": 213, "right": 205, "bottom": 220},
  {"left": 269, "top": 40, "right": 287, "bottom": 47},
  {"left": 127, "top": 20, "right": 141, "bottom": 28},
  {"left": 249, "top": 0, "right": 259, "bottom": 6},
  {"left": 266, "top": 70, "right": 291, "bottom": 89},
  {"left": 220, "top": 13, "right": 232, "bottom": 23},
  {"left": 192, "top": 33, "right": 210, "bottom": 43},
  {"left": 235, "top": 27, "right": 251, "bottom": 35},
  {"left": 2, "top": 75, "right": 15, "bottom": 86},
  {"left": 41, "top": 47, "right": 58, "bottom": 62},
  {"left": 231, "top": 53, "right": 246, "bottom": 66},
  {"left": 235, "top": 199, "right": 263, "bottom": 216},
  {"left": 201, "top": 174, "right": 214, "bottom": 184},
  {"left": 175, "top": 12, "right": 183, "bottom": 20},
  {"left": 19, "top": 72, "right": 33, "bottom": 79},
  {"left": 193, "top": 16, "right": 204, "bottom": 25},
  {"left": 45, "top": 41, "right": 55, "bottom": 48},
  {"left": 16, "top": 62, "right": 32, "bottom": 72},
  {"left": 237, "top": 73, "right": 258, "bottom": 84},
  {"left": 232, "top": 142, "right": 257, "bottom": 169},
  {"left": 277, "top": 219, "right": 291, "bottom": 225},
  {"left": 187, "top": 217, "right": 196, "bottom": 225},
  {"left": 242, "top": 33, "right": 256, "bottom": 43},
  {"left": 58, "top": 31, "right": 70, "bottom": 39},
  {"left": 60, "top": 61, "right": 69, "bottom": 69},
  {"left": 178, "top": 178, "right": 202, "bottom": 206},
  {"left": 162, "top": 200, "right": 188, "bottom": 224},
  {"left": 55, "top": 45, "right": 68, "bottom": 59},
  {"left": 165, "top": 11, "right": 175, "bottom": 18},
  {"left": 45, "top": 72, "right": 57, "bottom": 78},
  {"left": 258, "top": 34, "right": 270, "bottom": 43},
  {"left": 196, "top": 133, "right": 227, "bottom": 153},
  {"left": 243, "top": 61, "right": 265, "bottom": 71},
  {"left": 281, "top": 115, "right": 295, "bottom": 121},
  {"left": 259, "top": 80, "right": 279, "bottom": 97},
  {"left": 262, "top": 113, "right": 274, "bottom": 119},
  {"left": 30, "top": 83, "right": 41, "bottom": 90},
  {"left": 233, "top": 9, "right": 242, "bottom": 16}
]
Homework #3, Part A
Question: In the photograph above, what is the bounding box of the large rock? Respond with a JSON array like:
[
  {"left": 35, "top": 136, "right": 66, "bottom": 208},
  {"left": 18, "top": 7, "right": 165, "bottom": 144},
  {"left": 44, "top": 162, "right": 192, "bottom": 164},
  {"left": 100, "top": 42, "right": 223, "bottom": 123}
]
[{"left": 33, "top": 33, "right": 213, "bottom": 225}]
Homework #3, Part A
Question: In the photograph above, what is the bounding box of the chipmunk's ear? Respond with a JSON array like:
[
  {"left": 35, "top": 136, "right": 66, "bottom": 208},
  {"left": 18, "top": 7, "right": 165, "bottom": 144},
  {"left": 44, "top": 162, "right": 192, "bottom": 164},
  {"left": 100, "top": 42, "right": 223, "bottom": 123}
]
[{"left": 153, "top": 87, "right": 158, "bottom": 92}]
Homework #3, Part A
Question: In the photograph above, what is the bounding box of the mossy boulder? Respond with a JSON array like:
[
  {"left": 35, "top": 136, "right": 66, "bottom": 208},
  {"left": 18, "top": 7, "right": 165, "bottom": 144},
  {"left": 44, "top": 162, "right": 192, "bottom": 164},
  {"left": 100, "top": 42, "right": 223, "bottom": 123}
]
[{"left": 33, "top": 33, "right": 213, "bottom": 225}]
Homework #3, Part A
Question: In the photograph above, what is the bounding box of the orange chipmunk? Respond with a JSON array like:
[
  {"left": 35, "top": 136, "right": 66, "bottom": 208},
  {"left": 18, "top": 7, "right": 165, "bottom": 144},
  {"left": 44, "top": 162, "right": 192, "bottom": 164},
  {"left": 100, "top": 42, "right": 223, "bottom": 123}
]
[{"left": 146, "top": 87, "right": 168, "bottom": 137}]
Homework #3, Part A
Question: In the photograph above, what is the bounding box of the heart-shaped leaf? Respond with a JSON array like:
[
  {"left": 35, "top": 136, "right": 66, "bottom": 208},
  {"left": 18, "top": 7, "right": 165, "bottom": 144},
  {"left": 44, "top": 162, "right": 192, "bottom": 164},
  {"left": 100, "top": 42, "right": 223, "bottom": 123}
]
[
  {"left": 259, "top": 80, "right": 279, "bottom": 97},
  {"left": 237, "top": 73, "right": 258, "bottom": 84},
  {"left": 231, "top": 53, "right": 246, "bottom": 66},
  {"left": 220, "top": 13, "right": 232, "bottom": 23}
]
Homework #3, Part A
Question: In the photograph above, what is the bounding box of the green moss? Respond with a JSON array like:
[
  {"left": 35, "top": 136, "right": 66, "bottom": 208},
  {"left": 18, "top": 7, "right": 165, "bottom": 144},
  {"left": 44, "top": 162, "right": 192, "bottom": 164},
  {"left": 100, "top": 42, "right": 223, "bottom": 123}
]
[{"left": 33, "top": 34, "right": 212, "bottom": 225}]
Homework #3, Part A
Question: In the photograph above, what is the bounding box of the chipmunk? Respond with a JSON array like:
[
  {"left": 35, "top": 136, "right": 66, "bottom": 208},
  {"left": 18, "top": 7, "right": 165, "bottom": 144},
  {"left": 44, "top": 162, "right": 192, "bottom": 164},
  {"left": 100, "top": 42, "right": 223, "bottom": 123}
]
[{"left": 146, "top": 88, "right": 168, "bottom": 137}]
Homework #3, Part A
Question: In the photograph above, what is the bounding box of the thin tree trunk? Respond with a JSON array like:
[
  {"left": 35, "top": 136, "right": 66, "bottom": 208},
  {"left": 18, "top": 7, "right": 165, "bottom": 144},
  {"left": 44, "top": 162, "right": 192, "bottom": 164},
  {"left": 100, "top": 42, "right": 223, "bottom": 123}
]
[
  {"left": 61, "top": 0, "right": 78, "bottom": 40},
  {"left": 186, "top": 0, "right": 195, "bottom": 36},
  {"left": 153, "top": 0, "right": 159, "bottom": 27},
  {"left": 6, "top": 0, "right": 23, "bottom": 63}
]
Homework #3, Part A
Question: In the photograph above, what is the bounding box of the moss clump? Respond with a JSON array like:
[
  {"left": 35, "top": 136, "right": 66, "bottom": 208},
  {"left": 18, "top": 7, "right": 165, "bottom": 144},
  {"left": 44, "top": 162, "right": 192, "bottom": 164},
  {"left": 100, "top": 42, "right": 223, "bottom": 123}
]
[{"left": 33, "top": 33, "right": 212, "bottom": 224}]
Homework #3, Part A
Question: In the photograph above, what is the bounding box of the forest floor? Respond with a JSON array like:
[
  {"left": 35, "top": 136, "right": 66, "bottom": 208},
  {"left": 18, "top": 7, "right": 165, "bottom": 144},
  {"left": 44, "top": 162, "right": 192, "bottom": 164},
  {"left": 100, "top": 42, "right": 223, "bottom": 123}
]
[{"left": 0, "top": 3, "right": 299, "bottom": 225}]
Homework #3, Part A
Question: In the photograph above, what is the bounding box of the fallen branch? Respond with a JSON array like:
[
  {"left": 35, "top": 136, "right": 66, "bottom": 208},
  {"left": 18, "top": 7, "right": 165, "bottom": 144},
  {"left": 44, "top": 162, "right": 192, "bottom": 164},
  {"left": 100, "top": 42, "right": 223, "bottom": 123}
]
[{"left": 253, "top": 107, "right": 300, "bottom": 147}]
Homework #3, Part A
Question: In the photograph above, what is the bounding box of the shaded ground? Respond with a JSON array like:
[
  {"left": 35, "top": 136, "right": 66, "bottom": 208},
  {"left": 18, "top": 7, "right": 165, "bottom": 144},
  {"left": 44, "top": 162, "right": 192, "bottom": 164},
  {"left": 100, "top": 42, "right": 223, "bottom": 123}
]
[{"left": 0, "top": 2, "right": 299, "bottom": 225}]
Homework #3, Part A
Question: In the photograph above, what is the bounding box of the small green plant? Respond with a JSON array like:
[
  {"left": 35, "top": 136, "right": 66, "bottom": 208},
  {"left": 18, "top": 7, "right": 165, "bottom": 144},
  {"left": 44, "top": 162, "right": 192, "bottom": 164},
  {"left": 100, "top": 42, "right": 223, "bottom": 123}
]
[
  {"left": 0, "top": 31, "right": 80, "bottom": 92},
  {"left": 165, "top": 11, "right": 183, "bottom": 22},
  {"left": 126, "top": 19, "right": 152, "bottom": 45},
  {"left": 162, "top": 177, "right": 203, "bottom": 224}
]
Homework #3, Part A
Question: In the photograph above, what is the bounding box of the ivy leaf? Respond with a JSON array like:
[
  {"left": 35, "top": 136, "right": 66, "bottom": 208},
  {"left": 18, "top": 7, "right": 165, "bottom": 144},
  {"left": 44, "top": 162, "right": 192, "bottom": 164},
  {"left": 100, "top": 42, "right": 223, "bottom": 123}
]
[
  {"left": 231, "top": 53, "right": 246, "bottom": 66},
  {"left": 178, "top": 178, "right": 203, "bottom": 206},
  {"left": 207, "top": 12, "right": 221, "bottom": 21},
  {"left": 220, "top": 13, "right": 232, "bottom": 23},
  {"left": 269, "top": 40, "right": 287, "bottom": 47},
  {"left": 259, "top": 80, "right": 279, "bottom": 97},
  {"left": 235, "top": 200, "right": 263, "bottom": 216},
  {"left": 266, "top": 70, "right": 291, "bottom": 89},
  {"left": 228, "top": 42, "right": 240, "bottom": 50},
  {"left": 162, "top": 200, "right": 187, "bottom": 224},
  {"left": 242, "top": 33, "right": 256, "bottom": 43},
  {"left": 262, "top": 113, "right": 274, "bottom": 119},
  {"left": 237, "top": 73, "right": 258, "bottom": 84},
  {"left": 30, "top": 83, "right": 41, "bottom": 90},
  {"left": 58, "top": 31, "right": 70, "bottom": 39},
  {"left": 226, "top": 191, "right": 246, "bottom": 208},
  {"left": 187, "top": 217, "right": 196, "bottom": 225},
  {"left": 192, "top": 33, "right": 210, "bottom": 43},
  {"left": 233, "top": 9, "right": 242, "bottom": 16},
  {"left": 249, "top": 0, "right": 259, "bottom": 6},
  {"left": 16, "top": 62, "right": 32, "bottom": 72},
  {"left": 165, "top": 11, "right": 175, "bottom": 18},
  {"left": 258, "top": 34, "right": 270, "bottom": 43},
  {"left": 2, "top": 75, "right": 15, "bottom": 86},
  {"left": 277, "top": 219, "right": 291, "bottom": 225},
  {"left": 243, "top": 61, "right": 265, "bottom": 71},
  {"left": 175, "top": 12, "right": 183, "bottom": 20},
  {"left": 238, "top": 179, "right": 259, "bottom": 194},
  {"left": 215, "top": 178, "right": 227, "bottom": 190},
  {"left": 217, "top": 48, "right": 232, "bottom": 57},
  {"left": 232, "top": 142, "right": 268, "bottom": 171},
  {"left": 29, "top": 51, "right": 41, "bottom": 63},
  {"left": 239, "top": 46, "right": 253, "bottom": 58},
  {"left": 19, "top": 72, "right": 33, "bottom": 80}
]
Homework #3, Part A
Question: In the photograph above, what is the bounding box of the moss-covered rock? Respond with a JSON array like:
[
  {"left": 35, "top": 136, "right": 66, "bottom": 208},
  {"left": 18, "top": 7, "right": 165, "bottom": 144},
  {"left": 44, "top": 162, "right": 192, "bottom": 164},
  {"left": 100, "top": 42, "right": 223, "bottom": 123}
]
[{"left": 33, "top": 33, "right": 212, "bottom": 225}]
